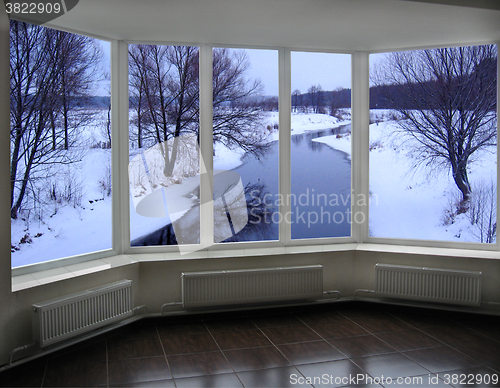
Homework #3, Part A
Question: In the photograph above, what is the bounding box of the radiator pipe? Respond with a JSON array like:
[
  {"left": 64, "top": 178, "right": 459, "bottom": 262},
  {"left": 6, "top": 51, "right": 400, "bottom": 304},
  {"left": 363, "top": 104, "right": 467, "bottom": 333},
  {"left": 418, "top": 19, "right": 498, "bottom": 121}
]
[
  {"left": 161, "top": 302, "right": 183, "bottom": 314},
  {"left": 133, "top": 305, "right": 148, "bottom": 314},
  {"left": 353, "top": 289, "right": 375, "bottom": 299},
  {"left": 9, "top": 342, "right": 38, "bottom": 366},
  {"left": 323, "top": 290, "right": 341, "bottom": 300}
]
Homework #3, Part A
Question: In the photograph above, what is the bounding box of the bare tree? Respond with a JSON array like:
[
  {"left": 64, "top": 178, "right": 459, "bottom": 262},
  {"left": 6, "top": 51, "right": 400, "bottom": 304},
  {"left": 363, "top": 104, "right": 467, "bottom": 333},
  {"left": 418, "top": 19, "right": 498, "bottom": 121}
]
[
  {"left": 10, "top": 21, "right": 104, "bottom": 219},
  {"left": 373, "top": 45, "right": 497, "bottom": 203},
  {"left": 212, "top": 48, "right": 268, "bottom": 157},
  {"left": 468, "top": 180, "right": 496, "bottom": 243},
  {"left": 51, "top": 30, "right": 102, "bottom": 150},
  {"left": 308, "top": 84, "right": 324, "bottom": 113},
  {"left": 329, "top": 87, "right": 344, "bottom": 118},
  {"left": 292, "top": 89, "right": 301, "bottom": 112},
  {"left": 129, "top": 46, "right": 270, "bottom": 171}
]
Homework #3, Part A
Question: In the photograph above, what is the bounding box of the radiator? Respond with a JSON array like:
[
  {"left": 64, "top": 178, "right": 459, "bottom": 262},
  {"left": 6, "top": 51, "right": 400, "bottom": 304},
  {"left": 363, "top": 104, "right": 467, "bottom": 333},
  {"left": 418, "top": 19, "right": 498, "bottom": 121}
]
[
  {"left": 181, "top": 265, "right": 323, "bottom": 308},
  {"left": 32, "top": 280, "right": 133, "bottom": 347},
  {"left": 375, "top": 264, "right": 481, "bottom": 306}
]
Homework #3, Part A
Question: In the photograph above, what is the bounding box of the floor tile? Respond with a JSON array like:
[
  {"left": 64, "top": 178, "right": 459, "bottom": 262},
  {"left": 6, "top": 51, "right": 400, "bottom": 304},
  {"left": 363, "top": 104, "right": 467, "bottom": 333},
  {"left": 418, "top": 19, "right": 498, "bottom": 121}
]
[
  {"left": 108, "top": 357, "right": 172, "bottom": 385},
  {"left": 237, "top": 366, "right": 313, "bottom": 387},
  {"left": 224, "top": 346, "right": 291, "bottom": 372},
  {"left": 156, "top": 322, "right": 209, "bottom": 337},
  {"left": 160, "top": 333, "right": 219, "bottom": 355},
  {"left": 50, "top": 339, "right": 107, "bottom": 363},
  {"left": 107, "top": 323, "right": 159, "bottom": 341},
  {"left": 260, "top": 324, "right": 322, "bottom": 344},
  {"left": 352, "top": 353, "right": 430, "bottom": 379},
  {"left": 375, "top": 328, "right": 443, "bottom": 351},
  {"left": 403, "top": 346, "right": 481, "bottom": 373},
  {"left": 421, "top": 325, "right": 500, "bottom": 368},
  {"left": 341, "top": 311, "right": 413, "bottom": 333},
  {"left": 307, "top": 318, "right": 370, "bottom": 339},
  {"left": 167, "top": 351, "right": 232, "bottom": 379},
  {"left": 175, "top": 373, "right": 244, "bottom": 387},
  {"left": 204, "top": 317, "right": 257, "bottom": 332},
  {"left": 212, "top": 328, "right": 272, "bottom": 349},
  {"left": 0, "top": 362, "right": 46, "bottom": 388},
  {"left": 278, "top": 340, "right": 346, "bottom": 365},
  {"left": 390, "top": 311, "right": 455, "bottom": 329},
  {"left": 43, "top": 359, "right": 107, "bottom": 387},
  {"left": 328, "top": 334, "right": 397, "bottom": 358},
  {"left": 294, "top": 309, "right": 344, "bottom": 325},
  {"left": 251, "top": 313, "right": 303, "bottom": 328},
  {"left": 457, "top": 316, "right": 500, "bottom": 343},
  {"left": 296, "top": 359, "right": 366, "bottom": 388},
  {"left": 109, "top": 379, "right": 175, "bottom": 387},
  {"left": 107, "top": 337, "right": 164, "bottom": 360}
]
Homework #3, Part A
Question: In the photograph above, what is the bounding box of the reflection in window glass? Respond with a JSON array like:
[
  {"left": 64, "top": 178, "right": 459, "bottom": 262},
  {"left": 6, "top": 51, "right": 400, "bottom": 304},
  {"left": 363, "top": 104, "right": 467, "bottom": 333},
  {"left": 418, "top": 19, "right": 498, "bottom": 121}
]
[
  {"left": 10, "top": 21, "right": 112, "bottom": 267},
  {"left": 129, "top": 45, "right": 200, "bottom": 246},
  {"left": 369, "top": 45, "right": 497, "bottom": 242},
  {"left": 213, "top": 48, "right": 279, "bottom": 243},
  {"left": 290, "top": 52, "right": 352, "bottom": 240}
]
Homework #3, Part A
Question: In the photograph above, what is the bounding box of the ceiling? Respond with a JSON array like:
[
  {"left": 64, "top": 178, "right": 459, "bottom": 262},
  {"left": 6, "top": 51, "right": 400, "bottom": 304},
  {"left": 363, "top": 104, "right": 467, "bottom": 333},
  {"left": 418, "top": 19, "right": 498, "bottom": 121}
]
[{"left": 44, "top": 0, "right": 500, "bottom": 52}]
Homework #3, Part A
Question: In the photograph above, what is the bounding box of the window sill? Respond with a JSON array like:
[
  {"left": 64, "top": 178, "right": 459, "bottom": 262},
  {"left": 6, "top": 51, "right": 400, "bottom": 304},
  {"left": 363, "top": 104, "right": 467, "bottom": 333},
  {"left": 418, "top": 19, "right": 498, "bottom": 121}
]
[
  {"left": 11, "top": 242, "right": 499, "bottom": 292},
  {"left": 12, "top": 255, "right": 138, "bottom": 292}
]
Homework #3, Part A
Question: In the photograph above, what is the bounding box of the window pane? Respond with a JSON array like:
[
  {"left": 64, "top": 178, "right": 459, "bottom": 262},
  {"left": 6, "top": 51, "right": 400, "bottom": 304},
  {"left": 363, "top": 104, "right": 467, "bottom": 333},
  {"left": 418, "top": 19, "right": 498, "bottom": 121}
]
[
  {"left": 129, "top": 45, "right": 200, "bottom": 246},
  {"left": 213, "top": 48, "right": 279, "bottom": 243},
  {"left": 369, "top": 45, "right": 497, "bottom": 243},
  {"left": 10, "top": 21, "right": 112, "bottom": 267},
  {"left": 290, "top": 52, "right": 352, "bottom": 240}
]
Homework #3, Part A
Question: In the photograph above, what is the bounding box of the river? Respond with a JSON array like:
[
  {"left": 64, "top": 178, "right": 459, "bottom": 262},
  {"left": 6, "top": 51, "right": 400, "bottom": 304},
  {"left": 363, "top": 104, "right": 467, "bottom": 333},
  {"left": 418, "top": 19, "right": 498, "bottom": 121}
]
[{"left": 131, "top": 124, "right": 352, "bottom": 246}]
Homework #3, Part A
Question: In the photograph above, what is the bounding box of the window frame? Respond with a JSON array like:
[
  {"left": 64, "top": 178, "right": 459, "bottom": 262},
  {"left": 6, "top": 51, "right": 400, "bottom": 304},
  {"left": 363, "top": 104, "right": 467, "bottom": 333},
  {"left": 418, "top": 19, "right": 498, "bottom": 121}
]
[
  {"left": 365, "top": 43, "right": 500, "bottom": 252},
  {"left": 10, "top": 29, "right": 500, "bottom": 279}
]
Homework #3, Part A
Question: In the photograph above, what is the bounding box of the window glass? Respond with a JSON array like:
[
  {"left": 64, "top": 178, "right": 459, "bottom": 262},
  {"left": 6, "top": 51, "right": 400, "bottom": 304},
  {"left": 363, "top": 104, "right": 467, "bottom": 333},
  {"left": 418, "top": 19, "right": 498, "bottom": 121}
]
[
  {"left": 129, "top": 45, "right": 200, "bottom": 246},
  {"left": 212, "top": 48, "right": 279, "bottom": 243},
  {"left": 290, "top": 52, "right": 352, "bottom": 239},
  {"left": 10, "top": 21, "right": 111, "bottom": 267},
  {"left": 369, "top": 45, "right": 497, "bottom": 243}
]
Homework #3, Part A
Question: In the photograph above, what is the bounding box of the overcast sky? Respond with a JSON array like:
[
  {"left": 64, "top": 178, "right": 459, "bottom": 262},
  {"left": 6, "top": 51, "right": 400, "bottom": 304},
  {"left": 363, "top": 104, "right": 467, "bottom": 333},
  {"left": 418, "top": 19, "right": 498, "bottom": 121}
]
[
  {"left": 243, "top": 49, "right": 352, "bottom": 96},
  {"left": 98, "top": 43, "right": 352, "bottom": 97}
]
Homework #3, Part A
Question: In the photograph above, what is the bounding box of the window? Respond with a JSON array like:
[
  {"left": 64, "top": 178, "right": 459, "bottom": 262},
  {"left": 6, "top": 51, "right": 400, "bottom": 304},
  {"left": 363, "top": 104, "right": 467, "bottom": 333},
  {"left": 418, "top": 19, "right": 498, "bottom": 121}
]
[
  {"left": 290, "top": 51, "right": 352, "bottom": 239},
  {"left": 369, "top": 45, "right": 498, "bottom": 243},
  {"left": 10, "top": 21, "right": 112, "bottom": 267},
  {"left": 129, "top": 44, "right": 200, "bottom": 247},
  {"left": 10, "top": 31, "right": 499, "bottom": 274},
  {"left": 212, "top": 47, "right": 279, "bottom": 243}
]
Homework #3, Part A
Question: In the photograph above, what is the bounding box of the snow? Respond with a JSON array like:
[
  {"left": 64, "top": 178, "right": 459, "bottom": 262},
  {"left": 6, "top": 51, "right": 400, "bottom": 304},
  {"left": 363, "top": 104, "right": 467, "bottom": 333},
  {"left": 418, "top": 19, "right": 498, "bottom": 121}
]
[
  {"left": 312, "top": 110, "right": 497, "bottom": 243},
  {"left": 11, "top": 147, "right": 113, "bottom": 267},
  {"left": 312, "top": 132, "right": 351, "bottom": 160}
]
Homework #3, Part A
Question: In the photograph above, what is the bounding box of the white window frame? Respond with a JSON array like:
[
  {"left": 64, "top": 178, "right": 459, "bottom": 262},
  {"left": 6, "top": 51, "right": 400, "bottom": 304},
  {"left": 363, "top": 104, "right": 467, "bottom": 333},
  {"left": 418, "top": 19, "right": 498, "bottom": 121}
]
[{"left": 10, "top": 29, "right": 500, "bottom": 279}]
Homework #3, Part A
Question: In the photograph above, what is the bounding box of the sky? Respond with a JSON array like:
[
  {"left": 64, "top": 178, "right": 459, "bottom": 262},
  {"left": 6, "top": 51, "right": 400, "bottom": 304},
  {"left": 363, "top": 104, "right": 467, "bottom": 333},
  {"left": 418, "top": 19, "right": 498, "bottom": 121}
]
[
  {"left": 242, "top": 49, "right": 352, "bottom": 96},
  {"left": 98, "top": 43, "right": 352, "bottom": 97}
]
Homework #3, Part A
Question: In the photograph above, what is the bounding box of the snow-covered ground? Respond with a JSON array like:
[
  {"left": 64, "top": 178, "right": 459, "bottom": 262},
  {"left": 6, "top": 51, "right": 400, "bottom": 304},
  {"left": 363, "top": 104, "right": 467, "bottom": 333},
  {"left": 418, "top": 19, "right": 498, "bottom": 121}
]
[
  {"left": 12, "top": 108, "right": 497, "bottom": 267},
  {"left": 314, "top": 110, "right": 497, "bottom": 243}
]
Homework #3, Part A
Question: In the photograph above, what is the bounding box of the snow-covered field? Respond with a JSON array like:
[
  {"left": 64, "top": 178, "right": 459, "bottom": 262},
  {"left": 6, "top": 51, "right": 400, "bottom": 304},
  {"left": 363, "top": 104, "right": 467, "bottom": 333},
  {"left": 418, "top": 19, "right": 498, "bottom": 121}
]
[
  {"left": 12, "top": 108, "right": 497, "bottom": 268},
  {"left": 314, "top": 110, "right": 497, "bottom": 243}
]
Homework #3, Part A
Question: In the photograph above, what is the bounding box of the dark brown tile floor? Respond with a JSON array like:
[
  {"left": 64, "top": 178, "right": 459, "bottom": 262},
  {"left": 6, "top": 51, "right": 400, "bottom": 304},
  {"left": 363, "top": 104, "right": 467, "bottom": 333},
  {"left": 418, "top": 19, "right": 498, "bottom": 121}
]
[{"left": 1, "top": 301, "right": 500, "bottom": 387}]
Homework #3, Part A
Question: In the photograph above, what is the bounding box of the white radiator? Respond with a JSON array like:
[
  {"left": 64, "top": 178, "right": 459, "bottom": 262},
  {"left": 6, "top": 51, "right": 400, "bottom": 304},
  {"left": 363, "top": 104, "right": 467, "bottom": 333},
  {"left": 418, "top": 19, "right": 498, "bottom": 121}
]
[
  {"left": 375, "top": 264, "right": 481, "bottom": 306},
  {"left": 32, "top": 280, "right": 133, "bottom": 347},
  {"left": 181, "top": 265, "right": 323, "bottom": 308}
]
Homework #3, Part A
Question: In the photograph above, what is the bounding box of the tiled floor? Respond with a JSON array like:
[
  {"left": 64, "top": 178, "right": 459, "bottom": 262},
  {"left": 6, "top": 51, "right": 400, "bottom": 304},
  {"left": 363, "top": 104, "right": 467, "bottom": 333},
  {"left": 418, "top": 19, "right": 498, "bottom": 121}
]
[{"left": 1, "top": 301, "right": 500, "bottom": 387}]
